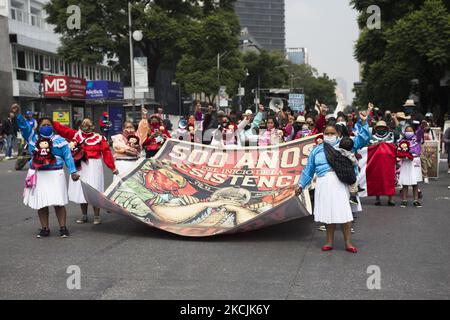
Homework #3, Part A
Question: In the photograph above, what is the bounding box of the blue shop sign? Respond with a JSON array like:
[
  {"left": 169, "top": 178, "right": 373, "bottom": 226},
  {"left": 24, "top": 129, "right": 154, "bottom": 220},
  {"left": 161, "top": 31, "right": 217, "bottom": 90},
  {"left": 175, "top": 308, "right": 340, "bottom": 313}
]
[{"left": 86, "top": 81, "right": 124, "bottom": 100}]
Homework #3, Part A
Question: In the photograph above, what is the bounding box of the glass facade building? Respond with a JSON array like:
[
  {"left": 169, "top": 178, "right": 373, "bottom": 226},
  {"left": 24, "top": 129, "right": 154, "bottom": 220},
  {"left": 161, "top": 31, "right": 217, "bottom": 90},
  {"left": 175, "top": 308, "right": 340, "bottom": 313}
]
[{"left": 234, "top": 0, "right": 285, "bottom": 52}]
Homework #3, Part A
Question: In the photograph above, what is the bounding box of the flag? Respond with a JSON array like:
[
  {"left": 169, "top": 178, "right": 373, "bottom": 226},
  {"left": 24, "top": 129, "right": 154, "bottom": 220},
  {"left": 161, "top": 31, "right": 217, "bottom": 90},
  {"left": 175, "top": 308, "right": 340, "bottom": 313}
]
[{"left": 358, "top": 142, "right": 397, "bottom": 197}]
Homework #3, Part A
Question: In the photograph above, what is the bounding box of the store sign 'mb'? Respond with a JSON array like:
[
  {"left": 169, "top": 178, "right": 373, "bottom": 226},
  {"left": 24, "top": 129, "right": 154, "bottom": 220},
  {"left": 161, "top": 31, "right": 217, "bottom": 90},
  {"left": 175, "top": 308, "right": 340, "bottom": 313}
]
[{"left": 45, "top": 78, "right": 67, "bottom": 95}]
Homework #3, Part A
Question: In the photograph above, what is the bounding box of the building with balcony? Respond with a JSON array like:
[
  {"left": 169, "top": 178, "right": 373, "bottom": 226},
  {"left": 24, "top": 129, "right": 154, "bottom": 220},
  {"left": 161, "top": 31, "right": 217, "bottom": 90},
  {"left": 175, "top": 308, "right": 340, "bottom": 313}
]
[{"left": 0, "top": 0, "right": 121, "bottom": 126}]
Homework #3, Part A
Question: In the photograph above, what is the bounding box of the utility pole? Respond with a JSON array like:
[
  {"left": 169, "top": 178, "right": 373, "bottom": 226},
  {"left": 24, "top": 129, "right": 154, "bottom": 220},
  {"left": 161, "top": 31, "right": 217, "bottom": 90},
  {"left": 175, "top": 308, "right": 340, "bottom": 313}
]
[{"left": 128, "top": 1, "right": 136, "bottom": 123}]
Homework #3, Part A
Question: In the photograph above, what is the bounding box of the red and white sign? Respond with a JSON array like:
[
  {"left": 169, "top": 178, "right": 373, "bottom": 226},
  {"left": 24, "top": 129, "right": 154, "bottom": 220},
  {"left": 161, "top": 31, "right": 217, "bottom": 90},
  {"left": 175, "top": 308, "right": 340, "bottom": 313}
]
[{"left": 43, "top": 76, "right": 86, "bottom": 98}]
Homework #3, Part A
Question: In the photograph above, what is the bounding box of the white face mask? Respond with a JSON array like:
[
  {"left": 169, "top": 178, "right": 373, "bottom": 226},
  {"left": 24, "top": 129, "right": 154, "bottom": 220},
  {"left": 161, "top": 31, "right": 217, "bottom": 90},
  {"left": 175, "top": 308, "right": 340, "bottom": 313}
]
[{"left": 324, "top": 135, "right": 337, "bottom": 145}]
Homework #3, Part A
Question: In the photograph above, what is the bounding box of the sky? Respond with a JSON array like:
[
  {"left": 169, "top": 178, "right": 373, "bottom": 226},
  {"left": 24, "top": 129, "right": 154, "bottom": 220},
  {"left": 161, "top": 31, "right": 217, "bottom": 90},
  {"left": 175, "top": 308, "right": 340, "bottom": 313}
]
[{"left": 285, "top": 0, "right": 360, "bottom": 103}]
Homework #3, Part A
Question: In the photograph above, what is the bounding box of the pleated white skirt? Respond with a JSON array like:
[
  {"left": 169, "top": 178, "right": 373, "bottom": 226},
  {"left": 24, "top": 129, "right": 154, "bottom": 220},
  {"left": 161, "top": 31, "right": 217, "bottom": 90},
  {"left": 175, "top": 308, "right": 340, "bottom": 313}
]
[
  {"left": 314, "top": 171, "right": 354, "bottom": 224},
  {"left": 68, "top": 159, "right": 104, "bottom": 204},
  {"left": 23, "top": 169, "right": 68, "bottom": 210},
  {"left": 399, "top": 158, "right": 421, "bottom": 186},
  {"left": 113, "top": 159, "right": 137, "bottom": 183}
]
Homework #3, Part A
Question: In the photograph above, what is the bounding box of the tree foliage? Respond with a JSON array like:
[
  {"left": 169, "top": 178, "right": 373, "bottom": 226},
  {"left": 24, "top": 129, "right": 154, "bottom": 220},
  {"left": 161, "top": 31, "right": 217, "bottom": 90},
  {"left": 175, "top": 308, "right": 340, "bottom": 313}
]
[
  {"left": 352, "top": 0, "right": 450, "bottom": 116},
  {"left": 286, "top": 61, "right": 337, "bottom": 110},
  {"left": 238, "top": 51, "right": 289, "bottom": 109},
  {"left": 45, "top": 0, "right": 238, "bottom": 86},
  {"left": 175, "top": 7, "right": 245, "bottom": 102}
]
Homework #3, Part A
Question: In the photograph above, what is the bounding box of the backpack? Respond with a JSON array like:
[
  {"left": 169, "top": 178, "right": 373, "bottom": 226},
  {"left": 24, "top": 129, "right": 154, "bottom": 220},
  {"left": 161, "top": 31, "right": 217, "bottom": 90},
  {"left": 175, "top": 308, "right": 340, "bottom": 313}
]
[{"left": 323, "top": 142, "right": 357, "bottom": 185}]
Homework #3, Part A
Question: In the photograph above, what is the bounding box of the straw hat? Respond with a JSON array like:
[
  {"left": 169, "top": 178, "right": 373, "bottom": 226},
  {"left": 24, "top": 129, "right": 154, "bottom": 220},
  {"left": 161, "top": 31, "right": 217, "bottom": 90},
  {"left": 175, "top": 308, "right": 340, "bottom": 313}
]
[
  {"left": 396, "top": 112, "right": 411, "bottom": 120},
  {"left": 245, "top": 109, "right": 253, "bottom": 116},
  {"left": 295, "top": 116, "right": 306, "bottom": 124},
  {"left": 375, "top": 120, "right": 388, "bottom": 129},
  {"left": 403, "top": 99, "right": 416, "bottom": 107}
]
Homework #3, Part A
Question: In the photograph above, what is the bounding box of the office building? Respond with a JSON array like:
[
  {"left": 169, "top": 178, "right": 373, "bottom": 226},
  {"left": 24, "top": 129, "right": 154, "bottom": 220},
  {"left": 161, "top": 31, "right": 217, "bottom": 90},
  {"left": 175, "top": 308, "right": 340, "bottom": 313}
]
[
  {"left": 286, "top": 47, "right": 309, "bottom": 65},
  {"left": 234, "top": 0, "right": 285, "bottom": 52}
]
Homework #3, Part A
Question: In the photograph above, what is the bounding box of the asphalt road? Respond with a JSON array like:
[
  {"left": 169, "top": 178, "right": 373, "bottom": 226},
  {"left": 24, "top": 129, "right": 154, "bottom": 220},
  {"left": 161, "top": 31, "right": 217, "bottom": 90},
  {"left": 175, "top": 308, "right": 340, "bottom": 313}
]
[{"left": 0, "top": 159, "right": 449, "bottom": 300}]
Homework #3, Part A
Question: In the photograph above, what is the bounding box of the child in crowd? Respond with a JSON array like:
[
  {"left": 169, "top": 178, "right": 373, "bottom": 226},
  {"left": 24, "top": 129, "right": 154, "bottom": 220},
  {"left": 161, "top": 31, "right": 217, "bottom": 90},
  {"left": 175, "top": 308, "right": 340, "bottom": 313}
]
[
  {"left": 397, "top": 125, "right": 423, "bottom": 208},
  {"left": 337, "top": 137, "right": 359, "bottom": 205}
]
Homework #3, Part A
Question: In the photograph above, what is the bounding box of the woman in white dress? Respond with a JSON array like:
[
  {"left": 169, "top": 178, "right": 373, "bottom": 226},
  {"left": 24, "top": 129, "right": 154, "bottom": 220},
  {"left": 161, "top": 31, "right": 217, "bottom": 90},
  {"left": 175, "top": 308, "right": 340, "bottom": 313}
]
[
  {"left": 112, "top": 121, "right": 141, "bottom": 183},
  {"left": 11, "top": 104, "right": 80, "bottom": 238},
  {"left": 296, "top": 112, "right": 370, "bottom": 253},
  {"left": 52, "top": 118, "right": 118, "bottom": 225}
]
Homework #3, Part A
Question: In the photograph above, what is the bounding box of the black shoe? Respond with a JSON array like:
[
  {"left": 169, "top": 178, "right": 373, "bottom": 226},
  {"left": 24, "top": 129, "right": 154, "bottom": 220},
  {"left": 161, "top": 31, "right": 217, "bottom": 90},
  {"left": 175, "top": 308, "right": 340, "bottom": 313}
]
[
  {"left": 413, "top": 201, "right": 422, "bottom": 208},
  {"left": 374, "top": 200, "right": 381, "bottom": 206},
  {"left": 388, "top": 201, "right": 396, "bottom": 206},
  {"left": 349, "top": 195, "right": 358, "bottom": 205},
  {"left": 357, "top": 186, "right": 365, "bottom": 193},
  {"left": 37, "top": 228, "right": 50, "bottom": 238},
  {"left": 59, "top": 227, "right": 70, "bottom": 238},
  {"left": 400, "top": 200, "right": 408, "bottom": 208}
]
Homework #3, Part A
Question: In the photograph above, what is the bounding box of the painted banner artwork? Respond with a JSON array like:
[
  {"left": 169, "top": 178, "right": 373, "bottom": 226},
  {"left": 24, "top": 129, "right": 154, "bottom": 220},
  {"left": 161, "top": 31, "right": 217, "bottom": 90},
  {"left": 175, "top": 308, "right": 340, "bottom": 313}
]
[
  {"left": 421, "top": 141, "right": 440, "bottom": 179},
  {"left": 81, "top": 137, "right": 317, "bottom": 237}
]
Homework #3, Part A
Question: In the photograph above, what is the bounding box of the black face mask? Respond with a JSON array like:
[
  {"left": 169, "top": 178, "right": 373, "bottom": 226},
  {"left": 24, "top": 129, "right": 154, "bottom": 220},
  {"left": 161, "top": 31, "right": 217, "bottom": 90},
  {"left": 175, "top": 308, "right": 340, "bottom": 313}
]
[
  {"left": 221, "top": 122, "right": 230, "bottom": 129},
  {"left": 244, "top": 124, "right": 252, "bottom": 131}
]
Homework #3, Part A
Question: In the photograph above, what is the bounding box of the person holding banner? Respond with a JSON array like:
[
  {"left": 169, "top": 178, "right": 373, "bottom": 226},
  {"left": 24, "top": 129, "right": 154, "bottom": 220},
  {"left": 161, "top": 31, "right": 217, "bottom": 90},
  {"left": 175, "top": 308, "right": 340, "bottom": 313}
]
[
  {"left": 112, "top": 121, "right": 141, "bottom": 183},
  {"left": 52, "top": 118, "right": 118, "bottom": 225},
  {"left": 10, "top": 104, "right": 79, "bottom": 238},
  {"left": 421, "top": 121, "right": 435, "bottom": 184},
  {"left": 296, "top": 111, "right": 370, "bottom": 253},
  {"left": 443, "top": 126, "right": 450, "bottom": 174},
  {"left": 138, "top": 108, "right": 171, "bottom": 158},
  {"left": 258, "top": 117, "right": 280, "bottom": 147}
]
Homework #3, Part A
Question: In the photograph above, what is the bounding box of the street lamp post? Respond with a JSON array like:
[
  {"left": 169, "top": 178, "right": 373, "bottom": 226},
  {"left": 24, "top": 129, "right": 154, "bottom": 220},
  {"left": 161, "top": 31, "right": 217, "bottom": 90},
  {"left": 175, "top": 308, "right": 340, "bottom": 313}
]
[
  {"left": 128, "top": 1, "right": 135, "bottom": 123},
  {"left": 128, "top": 1, "right": 143, "bottom": 124},
  {"left": 217, "top": 51, "right": 231, "bottom": 108},
  {"left": 238, "top": 69, "right": 249, "bottom": 112}
]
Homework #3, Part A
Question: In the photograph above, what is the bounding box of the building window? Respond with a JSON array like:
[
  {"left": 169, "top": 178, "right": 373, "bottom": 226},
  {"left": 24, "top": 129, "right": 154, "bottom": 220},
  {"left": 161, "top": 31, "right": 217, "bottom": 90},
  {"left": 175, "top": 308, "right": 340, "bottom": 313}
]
[
  {"left": 43, "top": 55, "right": 50, "bottom": 71},
  {"left": 12, "top": 46, "right": 17, "bottom": 69},
  {"left": 34, "top": 54, "right": 40, "bottom": 71},
  {"left": 59, "top": 60, "right": 65, "bottom": 74}
]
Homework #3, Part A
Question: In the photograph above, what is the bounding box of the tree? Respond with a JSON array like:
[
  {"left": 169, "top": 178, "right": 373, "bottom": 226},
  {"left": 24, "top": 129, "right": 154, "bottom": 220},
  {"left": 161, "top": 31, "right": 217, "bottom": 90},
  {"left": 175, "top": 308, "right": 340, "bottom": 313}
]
[
  {"left": 352, "top": 0, "right": 450, "bottom": 123},
  {"left": 286, "top": 62, "right": 337, "bottom": 111},
  {"left": 44, "top": 0, "right": 209, "bottom": 86},
  {"left": 239, "top": 51, "right": 289, "bottom": 109},
  {"left": 175, "top": 6, "right": 245, "bottom": 103}
]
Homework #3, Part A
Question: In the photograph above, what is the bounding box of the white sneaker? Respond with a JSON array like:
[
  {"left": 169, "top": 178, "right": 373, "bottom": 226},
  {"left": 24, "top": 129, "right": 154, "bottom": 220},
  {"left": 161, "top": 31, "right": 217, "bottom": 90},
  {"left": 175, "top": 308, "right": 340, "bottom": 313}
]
[
  {"left": 4, "top": 156, "right": 11, "bottom": 160},
  {"left": 93, "top": 217, "right": 102, "bottom": 225},
  {"left": 448, "top": 169, "right": 450, "bottom": 174},
  {"left": 424, "top": 177, "right": 429, "bottom": 184},
  {"left": 317, "top": 225, "right": 326, "bottom": 232}
]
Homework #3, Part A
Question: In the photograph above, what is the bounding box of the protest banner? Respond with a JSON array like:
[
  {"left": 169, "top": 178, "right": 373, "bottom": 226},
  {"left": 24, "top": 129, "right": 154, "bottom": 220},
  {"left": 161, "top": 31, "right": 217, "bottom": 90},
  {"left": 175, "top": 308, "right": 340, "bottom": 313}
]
[{"left": 81, "top": 137, "right": 316, "bottom": 237}]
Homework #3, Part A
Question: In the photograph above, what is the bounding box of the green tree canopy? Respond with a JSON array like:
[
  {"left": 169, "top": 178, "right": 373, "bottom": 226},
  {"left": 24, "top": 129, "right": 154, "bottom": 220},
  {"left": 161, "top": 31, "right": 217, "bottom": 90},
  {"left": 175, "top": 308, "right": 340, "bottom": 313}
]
[
  {"left": 238, "top": 51, "right": 289, "bottom": 110},
  {"left": 175, "top": 7, "right": 245, "bottom": 103},
  {"left": 286, "top": 61, "right": 337, "bottom": 111},
  {"left": 352, "top": 0, "right": 450, "bottom": 118},
  {"left": 45, "top": 0, "right": 237, "bottom": 86}
]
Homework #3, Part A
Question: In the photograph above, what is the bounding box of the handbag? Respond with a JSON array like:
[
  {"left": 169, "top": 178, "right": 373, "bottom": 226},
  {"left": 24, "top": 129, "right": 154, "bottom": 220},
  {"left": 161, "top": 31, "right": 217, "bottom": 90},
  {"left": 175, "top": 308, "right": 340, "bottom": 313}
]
[
  {"left": 323, "top": 142, "right": 357, "bottom": 185},
  {"left": 25, "top": 169, "right": 37, "bottom": 189}
]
